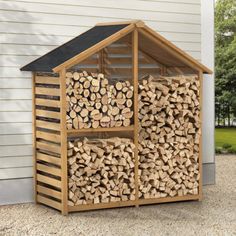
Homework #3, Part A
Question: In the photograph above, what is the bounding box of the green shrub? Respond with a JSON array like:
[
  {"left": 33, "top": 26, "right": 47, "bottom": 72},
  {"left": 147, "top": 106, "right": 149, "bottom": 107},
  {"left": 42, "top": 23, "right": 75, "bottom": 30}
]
[
  {"left": 215, "top": 147, "right": 223, "bottom": 154},
  {"left": 222, "top": 143, "right": 232, "bottom": 150},
  {"left": 227, "top": 147, "right": 236, "bottom": 154}
]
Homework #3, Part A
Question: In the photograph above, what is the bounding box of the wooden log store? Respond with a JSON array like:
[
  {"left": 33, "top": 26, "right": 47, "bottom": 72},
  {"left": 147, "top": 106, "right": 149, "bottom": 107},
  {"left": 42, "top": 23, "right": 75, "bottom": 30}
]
[{"left": 20, "top": 20, "right": 212, "bottom": 215}]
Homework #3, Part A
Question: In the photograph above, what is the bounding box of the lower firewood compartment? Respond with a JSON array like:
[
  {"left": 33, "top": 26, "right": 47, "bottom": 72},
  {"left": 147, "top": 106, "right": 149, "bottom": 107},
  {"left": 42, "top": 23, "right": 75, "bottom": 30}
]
[{"left": 67, "top": 137, "right": 135, "bottom": 205}]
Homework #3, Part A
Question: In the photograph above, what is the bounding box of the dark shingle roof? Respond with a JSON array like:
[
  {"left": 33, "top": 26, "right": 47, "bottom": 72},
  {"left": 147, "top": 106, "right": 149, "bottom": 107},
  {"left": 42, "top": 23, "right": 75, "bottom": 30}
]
[{"left": 20, "top": 24, "right": 129, "bottom": 72}]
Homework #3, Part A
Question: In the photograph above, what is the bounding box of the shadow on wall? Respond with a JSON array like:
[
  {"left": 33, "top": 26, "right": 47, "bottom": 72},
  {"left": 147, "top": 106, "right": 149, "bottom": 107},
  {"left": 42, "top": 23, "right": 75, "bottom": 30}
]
[{"left": 0, "top": 1, "right": 70, "bottom": 181}]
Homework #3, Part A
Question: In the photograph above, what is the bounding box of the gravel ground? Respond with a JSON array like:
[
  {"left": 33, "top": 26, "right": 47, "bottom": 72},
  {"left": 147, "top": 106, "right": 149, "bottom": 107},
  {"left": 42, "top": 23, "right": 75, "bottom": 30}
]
[{"left": 0, "top": 155, "right": 235, "bottom": 236}]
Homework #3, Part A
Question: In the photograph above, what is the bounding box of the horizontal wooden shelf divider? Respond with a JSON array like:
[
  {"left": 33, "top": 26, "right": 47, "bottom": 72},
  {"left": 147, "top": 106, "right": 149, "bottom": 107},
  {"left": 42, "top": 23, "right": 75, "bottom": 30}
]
[{"left": 67, "top": 125, "right": 134, "bottom": 136}]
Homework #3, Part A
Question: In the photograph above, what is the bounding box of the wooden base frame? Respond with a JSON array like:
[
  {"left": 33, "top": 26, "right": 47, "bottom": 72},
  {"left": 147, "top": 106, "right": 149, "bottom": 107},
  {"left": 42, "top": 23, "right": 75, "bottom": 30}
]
[{"left": 68, "top": 194, "right": 200, "bottom": 212}]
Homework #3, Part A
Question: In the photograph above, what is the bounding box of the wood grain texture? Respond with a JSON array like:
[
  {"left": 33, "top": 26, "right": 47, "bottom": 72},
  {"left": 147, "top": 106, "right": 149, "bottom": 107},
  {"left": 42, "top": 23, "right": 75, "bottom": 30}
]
[
  {"left": 37, "top": 152, "right": 61, "bottom": 166},
  {"left": 68, "top": 194, "right": 199, "bottom": 212},
  {"left": 37, "top": 185, "right": 62, "bottom": 200},
  {"left": 36, "top": 110, "right": 60, "bottom": 120},
  {"left": 132, "top": 29, "right": 139, "bottom": 205},
  {"left": 32, "top": 72, "right": 37, "bottom": 202},
  {"left": 37, "top": 174, "right": 61, "bottom": 188},
  {"left": 198, "top": 71, "right": 203, "bottom": 200},
  {"left": 36, "top": 141, "right": 61, "bottom": 154},
  {"left": 36, "top": 120, "right": 60, "bottom": 131},
  {"left": 35, "top": 98, "right": 60, "bottom": 108},
  {"left": 37, "top": 195, "right": 61, "bottom": 211},
  {"left": 35, "top": 76, "right": 59, "bottom": 85},
  {"left": 67, "top": 126, "right": 134, "bottom": 136},
  {"left": 59, "top": 69, "right": 68, "bottom": 215},
  {"left": 36, "top": 131, "right": 61, "bottom": 143}
]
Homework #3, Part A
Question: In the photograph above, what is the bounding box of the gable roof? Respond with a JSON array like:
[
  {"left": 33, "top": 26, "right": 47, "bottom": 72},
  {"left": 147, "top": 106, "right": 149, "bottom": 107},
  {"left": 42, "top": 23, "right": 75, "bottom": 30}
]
[
  {"left": 20, "top": 24, "right": 129, "bottom": 72},
  {"left": 20, "top": 20, "right": 212, "bottom": 74}
]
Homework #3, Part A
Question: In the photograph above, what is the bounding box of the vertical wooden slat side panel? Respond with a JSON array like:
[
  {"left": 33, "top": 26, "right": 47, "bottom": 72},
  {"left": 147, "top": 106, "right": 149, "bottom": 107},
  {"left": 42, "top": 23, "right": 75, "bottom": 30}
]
[
  {"left": 32, "top": 72, "right": 37, "bottom": 203},
  {"left": 59, "top": 69, "right": 68, "bottom": 215},
  {"left": 132, "top": 29, "right": 139, "bottom": 206},
  {"left": 198, "top": 71, "right": 203, "bottom": 201}
]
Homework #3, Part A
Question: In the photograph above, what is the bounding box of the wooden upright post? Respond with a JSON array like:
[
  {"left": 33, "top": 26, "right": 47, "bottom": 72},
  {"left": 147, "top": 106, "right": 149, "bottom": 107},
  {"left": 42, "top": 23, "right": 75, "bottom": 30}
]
[
  {"left": 198, "top": 70, "right": 203, "bottom": 201},
  {"left": 32, "top": 72, "right": 37, "bottom": 203},
  {"left": 99, "top": 49, "right": 105, "bottom": 74},
  {"left": 60, "top": 69, "right": 68, "bottom": 215},
  {"left": 132, "top": 29, "right": 139, "bottom": 206}
]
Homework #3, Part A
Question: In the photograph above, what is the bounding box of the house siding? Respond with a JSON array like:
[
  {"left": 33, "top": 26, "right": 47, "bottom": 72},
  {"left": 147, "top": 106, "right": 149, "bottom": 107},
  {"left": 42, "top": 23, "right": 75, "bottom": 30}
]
[{"left": 0, "top": 0, "right": 214, "bottom": 204}]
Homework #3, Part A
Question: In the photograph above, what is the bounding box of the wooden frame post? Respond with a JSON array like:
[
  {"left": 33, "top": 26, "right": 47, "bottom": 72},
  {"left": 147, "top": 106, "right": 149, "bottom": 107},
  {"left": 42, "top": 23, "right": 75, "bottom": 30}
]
[
  {"left": 99, "top": 49, "right": 105, "bottom": 74},
  {"left": 32, "top": 72, "right": 37, "bottom": 203},
  {"left": 132, "top": 29, "right": 139, "bottom": 206},
  {"left": 198, "top": 70, "right": 203, "bottom": 201},
  {"left": 59, "top": 69, "right": 68, "bottom": 215}
]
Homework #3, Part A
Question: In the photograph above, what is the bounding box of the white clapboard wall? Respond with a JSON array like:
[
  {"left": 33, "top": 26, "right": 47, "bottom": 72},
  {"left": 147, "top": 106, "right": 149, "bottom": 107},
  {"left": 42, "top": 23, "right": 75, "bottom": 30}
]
[{"left": 0, "top": 0, "right": 214, "bottom": 204}]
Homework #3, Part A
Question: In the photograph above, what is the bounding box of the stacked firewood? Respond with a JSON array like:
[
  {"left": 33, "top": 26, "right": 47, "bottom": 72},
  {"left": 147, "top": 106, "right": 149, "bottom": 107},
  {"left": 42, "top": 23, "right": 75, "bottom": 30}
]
[
  {"left": 66, "top": 71, "right": 134, "bottom": 129},
  {"left": 68, "top": 137, "right": 135, "bottom": 205},
  {"left": 138, "top": 75, "right": 200, "bottom": 199}
]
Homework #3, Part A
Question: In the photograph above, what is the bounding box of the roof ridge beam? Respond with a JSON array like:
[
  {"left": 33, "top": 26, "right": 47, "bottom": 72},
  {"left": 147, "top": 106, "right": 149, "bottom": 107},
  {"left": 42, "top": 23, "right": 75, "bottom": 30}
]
[{"left": 96, "top": 20, "right": 143, "bottom": 26}]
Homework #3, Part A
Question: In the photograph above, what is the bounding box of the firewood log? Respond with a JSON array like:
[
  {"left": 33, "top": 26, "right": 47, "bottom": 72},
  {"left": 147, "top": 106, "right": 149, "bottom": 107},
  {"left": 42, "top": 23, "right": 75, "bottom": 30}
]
[
  {"left": 138, "top": 75, "right": 200, "bottom": 199},
  {"left": 68, "top": 137, "right": 135, "bottom": 205},
  {"left": 66, "top": 71, "right": 134, "bottom": 129}
]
